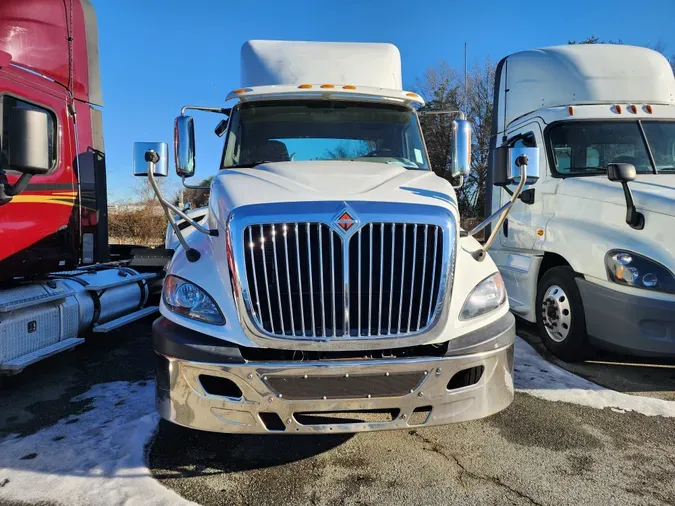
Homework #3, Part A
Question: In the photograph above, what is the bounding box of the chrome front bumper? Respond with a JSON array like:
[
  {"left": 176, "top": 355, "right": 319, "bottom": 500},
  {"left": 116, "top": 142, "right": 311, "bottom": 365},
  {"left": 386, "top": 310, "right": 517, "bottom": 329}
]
[{"left": 155, "top": 339, "right": 514, "bottom": 434}]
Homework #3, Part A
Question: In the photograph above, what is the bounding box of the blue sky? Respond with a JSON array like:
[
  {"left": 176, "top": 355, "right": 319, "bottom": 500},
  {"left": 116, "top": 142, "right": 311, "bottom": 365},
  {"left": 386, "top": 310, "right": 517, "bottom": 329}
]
[{"left": 93, "top": 0, "right": 675, "bottom": 202}]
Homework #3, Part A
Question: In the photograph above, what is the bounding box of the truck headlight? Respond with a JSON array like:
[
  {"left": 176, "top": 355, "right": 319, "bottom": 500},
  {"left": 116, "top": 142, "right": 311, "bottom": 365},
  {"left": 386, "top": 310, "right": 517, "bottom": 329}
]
[
  {"left": 605, "top": 250, "right": 675, "bottom": 294},
  {"left": 460, "top": 272, "right": 507, "bottom": 320},
  {"left": 163, "top": 275, "right": 225, "bottom": 325}
]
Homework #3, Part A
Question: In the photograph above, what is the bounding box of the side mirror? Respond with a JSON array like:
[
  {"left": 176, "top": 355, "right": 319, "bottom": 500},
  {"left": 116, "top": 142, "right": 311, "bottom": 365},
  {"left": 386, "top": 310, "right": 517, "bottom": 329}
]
[
  {"left": 214, "top": 119, "right": 228, "bottom": 137},
  {"left": 451, "top": 119, "right": 472, "bottom": 177},
  {"left": 174, "top": 115, "right": 196, "bottom": 178},
  {"left": 8, "top": 108, "right": 50, "bottom": 175},
  {"left": 133, "top": 142, "right": 168, "bottom": 176},
  {"left": 607, "top": 163, "right": 644, "bottom": 230},
  {"left": 607, "top": 163, "right": 636, "bottom": 183},
  {"left": 493, "top": 146, "right": 540, "bottom": 186}
]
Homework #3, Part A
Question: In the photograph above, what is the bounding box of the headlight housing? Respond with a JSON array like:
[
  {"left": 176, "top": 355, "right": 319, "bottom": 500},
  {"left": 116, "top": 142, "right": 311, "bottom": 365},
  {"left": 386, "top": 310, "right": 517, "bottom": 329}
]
[
  {"left": 163, "top": 275, "right": 226, "bottom": 325},
  {"left": 605, "top": 250, "right": 675, "bottom": 294},
  {"left": 460, "top": 272, "right": 507, "bottom": 320}
]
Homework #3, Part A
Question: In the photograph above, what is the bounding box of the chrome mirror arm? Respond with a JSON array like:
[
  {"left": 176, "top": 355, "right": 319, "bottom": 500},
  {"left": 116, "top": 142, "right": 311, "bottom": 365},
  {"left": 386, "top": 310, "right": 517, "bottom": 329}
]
[
  {"left": 471, "top": 156, "right": 529, "bottom": 261},
  {"left": 145, "top": 152, "right": 217, "bottom": 263},
  {"left": 181, "top": 176, "right": 210, "bottom": 190}
]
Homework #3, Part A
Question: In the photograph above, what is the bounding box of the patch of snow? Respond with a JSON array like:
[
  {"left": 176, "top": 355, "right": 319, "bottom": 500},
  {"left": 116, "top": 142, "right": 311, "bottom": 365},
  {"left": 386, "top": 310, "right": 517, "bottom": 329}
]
[
  {"left": 0, "top": 381, "right": 195, "bottom": 506},
  {"left": 515, "top": 336, "right": 675, "bottom": 417}
]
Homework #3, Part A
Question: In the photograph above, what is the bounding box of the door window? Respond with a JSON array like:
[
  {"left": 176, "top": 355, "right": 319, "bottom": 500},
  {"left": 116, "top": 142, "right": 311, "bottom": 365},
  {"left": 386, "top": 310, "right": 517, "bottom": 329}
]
[{"left": 547, "top": 121, "right": 653, "bottom": 176}]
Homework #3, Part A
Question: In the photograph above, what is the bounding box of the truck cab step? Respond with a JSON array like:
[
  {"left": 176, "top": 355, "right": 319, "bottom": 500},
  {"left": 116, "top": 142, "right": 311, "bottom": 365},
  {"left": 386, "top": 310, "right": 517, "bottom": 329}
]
[
  {"left": 92, "top": 306, "right": 159, "bottom": 333},
  {"left": 0, "top": 338, "right": 85, "bottom": 373},
  {"left": 84, "top": 272, "right": 157, "bottom": 291}
]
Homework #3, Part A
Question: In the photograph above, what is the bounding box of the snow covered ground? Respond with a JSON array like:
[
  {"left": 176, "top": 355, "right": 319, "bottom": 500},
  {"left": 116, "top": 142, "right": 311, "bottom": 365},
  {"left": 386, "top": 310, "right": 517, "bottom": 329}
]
[
  {"left": 0, "top": 381, "right": 195, "bottom": 506},
  {"left": 515, "top": 337, "right": 675, "bottom": 417},
  {"left": 0, "top": 336, "right": 674, "bottom": 506}
]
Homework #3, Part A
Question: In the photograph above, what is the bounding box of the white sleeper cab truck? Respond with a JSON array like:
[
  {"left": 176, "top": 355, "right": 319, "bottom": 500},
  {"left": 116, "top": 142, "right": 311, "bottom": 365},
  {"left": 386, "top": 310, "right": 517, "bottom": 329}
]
[
  {"left": 133, "top": 41, "right": 539, "bottom": 434},
  {"left": 487, "top": 44, "right": 675, "bottom": 361}
]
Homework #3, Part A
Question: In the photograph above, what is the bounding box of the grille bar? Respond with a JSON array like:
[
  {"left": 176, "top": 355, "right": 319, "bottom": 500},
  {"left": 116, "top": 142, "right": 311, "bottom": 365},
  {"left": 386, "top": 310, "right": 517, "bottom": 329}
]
[
  {"left": 294, "top": 224, "right": 306, "bottom": 336},
  {"left": 243, "top": 222, "right": 444, "bottom": 338},
  {"left": 248, "top": 228, "right": 262, "bottom": 325},
  {"left": 348, "top": 222, "right": 444, "bottom": 337},
  {"left": 260, "top": 225, "right": 275, "bottom": 333},
  {"left": 368, "top": 223, "right": 373, "bottom": 337},
  {"left": 306, "top": 223, "right": 316, "bottom": 335}
]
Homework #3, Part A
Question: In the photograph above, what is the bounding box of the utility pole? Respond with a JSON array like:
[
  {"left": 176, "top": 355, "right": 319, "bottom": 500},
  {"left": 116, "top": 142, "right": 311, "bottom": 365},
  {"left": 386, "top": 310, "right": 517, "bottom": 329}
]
[{"left": 464, "top": 42, "right": 468, "bottom": 111}]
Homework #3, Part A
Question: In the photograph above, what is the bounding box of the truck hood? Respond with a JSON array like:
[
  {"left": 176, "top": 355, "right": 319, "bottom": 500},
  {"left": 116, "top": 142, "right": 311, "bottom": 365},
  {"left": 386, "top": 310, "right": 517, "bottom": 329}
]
[
  {"left": 558, "top": 175, "right": 675, "bottom": 217},
  {"left": 210, "top": 161, "right": 457, "bottom": 221}
]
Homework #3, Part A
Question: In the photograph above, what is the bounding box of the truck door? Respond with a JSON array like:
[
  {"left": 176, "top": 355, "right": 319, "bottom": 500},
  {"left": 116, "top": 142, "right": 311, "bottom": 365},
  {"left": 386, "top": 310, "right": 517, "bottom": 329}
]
[
  {"left": 498, "top": 122, "right": 544, "bottom": 250},
  {"left": 0, "top": 70, "right": 78, "bottom": 278}
]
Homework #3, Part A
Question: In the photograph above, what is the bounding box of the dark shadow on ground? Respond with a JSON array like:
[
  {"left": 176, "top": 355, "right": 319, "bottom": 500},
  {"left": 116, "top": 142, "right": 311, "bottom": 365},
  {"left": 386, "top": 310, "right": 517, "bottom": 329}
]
[{"left": 150, "top": 419, "right": 352, "bottom": 479}]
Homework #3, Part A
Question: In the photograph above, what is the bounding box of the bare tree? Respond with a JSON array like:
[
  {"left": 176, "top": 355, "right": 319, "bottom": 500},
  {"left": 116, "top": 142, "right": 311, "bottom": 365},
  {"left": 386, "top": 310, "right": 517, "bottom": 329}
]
[
  {"left": 323, "top": 142, "right": 371, "bottom": 160},
  {"left": 463, "top": 58, "right": 496, "bottom": 219},
  {"left": 416, "top": 62, "right": 461, "bottom": 177},
  {"left": 416, "top": 59, "right": 495, "bottom": 221},
  {"left": 178, "top": 176, "right": 214, "bottom": 209},
  {"left": 568, "top": 35, "right": 623, "bottom": 45}
]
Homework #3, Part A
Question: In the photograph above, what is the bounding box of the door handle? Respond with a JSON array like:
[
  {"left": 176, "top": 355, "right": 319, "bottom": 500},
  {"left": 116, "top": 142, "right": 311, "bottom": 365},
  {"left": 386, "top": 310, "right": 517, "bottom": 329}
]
[{"left": 503, "top": 219, "right": 509, "bottom": 237}]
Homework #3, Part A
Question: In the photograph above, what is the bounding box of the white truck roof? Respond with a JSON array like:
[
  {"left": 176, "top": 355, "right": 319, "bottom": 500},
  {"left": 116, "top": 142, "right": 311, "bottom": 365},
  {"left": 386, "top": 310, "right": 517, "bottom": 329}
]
[
  {"left": 495, "top": 44, "right": 675, "bottom": 133},
  {"left": 240, "top": 40, "right": 403, "bottom": 90}
]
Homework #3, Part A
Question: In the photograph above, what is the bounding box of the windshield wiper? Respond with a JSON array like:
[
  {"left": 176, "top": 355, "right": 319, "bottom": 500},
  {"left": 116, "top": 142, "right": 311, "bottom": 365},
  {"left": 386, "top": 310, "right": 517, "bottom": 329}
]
[{"left": 224, "top": 161, "right": 272, "bottom": 169}]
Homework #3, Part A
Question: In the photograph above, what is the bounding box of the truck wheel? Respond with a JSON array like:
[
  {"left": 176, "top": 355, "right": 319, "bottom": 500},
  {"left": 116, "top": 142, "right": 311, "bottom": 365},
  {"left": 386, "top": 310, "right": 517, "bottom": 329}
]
[{"left": 536, "top": 266, "right": 588, "bottom": 361}]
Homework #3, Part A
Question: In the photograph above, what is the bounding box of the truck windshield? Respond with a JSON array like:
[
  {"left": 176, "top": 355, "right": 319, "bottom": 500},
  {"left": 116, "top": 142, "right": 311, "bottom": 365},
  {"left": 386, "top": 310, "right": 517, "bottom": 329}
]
[
  {"left": 221, "top": 100, "right": 429, "bottom": 170},
  {"left": 548, "top": 121, "right": 675, "bottom": 176}
]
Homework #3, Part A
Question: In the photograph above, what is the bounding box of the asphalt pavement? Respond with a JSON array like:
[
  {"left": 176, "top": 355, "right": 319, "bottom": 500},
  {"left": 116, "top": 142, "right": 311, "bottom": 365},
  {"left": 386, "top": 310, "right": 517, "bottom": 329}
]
[{"left": 1, "top": 317, "right": 674, "bottom": 506}]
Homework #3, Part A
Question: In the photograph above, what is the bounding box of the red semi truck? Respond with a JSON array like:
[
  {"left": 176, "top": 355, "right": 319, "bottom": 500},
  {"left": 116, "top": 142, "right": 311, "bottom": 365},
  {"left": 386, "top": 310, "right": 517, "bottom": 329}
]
[{"left": 0, "top": 0, "right": 161, "bottom": 374}]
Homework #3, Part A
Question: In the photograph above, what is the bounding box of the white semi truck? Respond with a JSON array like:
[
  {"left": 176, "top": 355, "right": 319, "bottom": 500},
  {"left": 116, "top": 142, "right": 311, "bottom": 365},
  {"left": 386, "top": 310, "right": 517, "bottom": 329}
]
[
  {"left": 135, "top": 41, "right": 539, "bottom": 434},
  {"left": 487, "top": 44, "right": 675, "bottom": 361}
]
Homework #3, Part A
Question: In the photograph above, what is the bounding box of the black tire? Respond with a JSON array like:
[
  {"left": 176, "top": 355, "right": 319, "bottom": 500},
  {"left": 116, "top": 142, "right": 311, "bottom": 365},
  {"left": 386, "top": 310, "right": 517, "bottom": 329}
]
[{"left": 536, "top": 266, "right": 588, "bottom": 362}]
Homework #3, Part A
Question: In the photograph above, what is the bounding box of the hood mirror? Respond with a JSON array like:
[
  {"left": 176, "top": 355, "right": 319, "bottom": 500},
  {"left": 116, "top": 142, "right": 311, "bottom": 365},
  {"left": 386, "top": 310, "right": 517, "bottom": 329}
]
[
  {"left": 469, "top": 146, "right": 540, "bottom": 261},
  {"left": 214, "top": 119, "right": 228, "bottom": 137},
  {"left": 451, "top": 119, "right": 472, "bottom": 178},
  {"left": 607, "top": 163, "right": 644, "bottom": 230},
  {"left": 133, "top": 142, "right": 168, "bottom": 176},
  {"left": 607, "top": 163, "right": 636, "bottom": 183},
  {"left": 0, "top": 107, "right": 52, "bottom": 205},
  {"left": 175, "top": 115, "right": 196, "bottom": 178},
  {"left": 8, "top": 108, "right": 51, "bottom": 175},
  {"left": 493, "top": 146, "right": 540, "bottom": 186}
]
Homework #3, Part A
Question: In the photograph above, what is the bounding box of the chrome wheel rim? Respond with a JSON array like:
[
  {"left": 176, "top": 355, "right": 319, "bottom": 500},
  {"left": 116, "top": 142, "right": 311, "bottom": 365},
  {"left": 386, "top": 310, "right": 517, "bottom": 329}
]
[{"left": 541, "top": 284, "right": 572, "bottom": 343}]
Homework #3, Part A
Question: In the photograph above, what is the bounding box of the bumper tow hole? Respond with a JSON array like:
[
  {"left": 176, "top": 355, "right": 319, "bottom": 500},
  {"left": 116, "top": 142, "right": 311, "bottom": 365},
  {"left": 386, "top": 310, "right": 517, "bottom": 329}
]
[
  {"left": 408, "top": 406, "right": 432, "bottom": 425},
  {"left": 259, "top": 412, "right": 286, "bottom": 431},
  {"left": 447, "top": 366, "right": 484, "bottom": 390},
  {"left": 199, "top": 375, "right": 243, "bottom": 399}
]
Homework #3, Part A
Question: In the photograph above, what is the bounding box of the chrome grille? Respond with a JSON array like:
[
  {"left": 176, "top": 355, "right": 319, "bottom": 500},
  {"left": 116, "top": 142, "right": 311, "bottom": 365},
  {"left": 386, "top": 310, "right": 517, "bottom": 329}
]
[
  {"left": 244, "top": 223, "right": 344, "bottom": 337},
  {"left": 349, "top": 223, "right": 443, "bottom": 336},
  {"left": 242, "top": 221, "right": 444, "bottom": 339}
]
